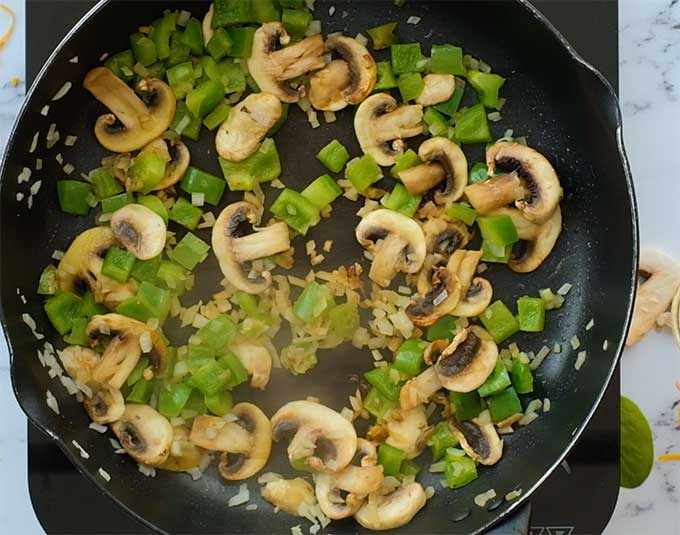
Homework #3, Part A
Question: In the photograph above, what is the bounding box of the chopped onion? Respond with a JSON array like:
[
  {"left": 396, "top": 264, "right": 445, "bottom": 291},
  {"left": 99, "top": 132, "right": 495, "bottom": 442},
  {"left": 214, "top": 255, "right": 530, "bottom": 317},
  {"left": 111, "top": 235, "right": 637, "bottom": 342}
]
[
  {"left": 228, "top": 483, "right": 250, "bottom": 506},
  {"left": 407, "top": 16, "right": 421, "bottom": 24},
  {"left": 46, "top": 390, "right": 60, "bottom": 414},
  {"left": 355, "top": 33, "right": 369, "bottom": 46},
  {"left": 575, "top": 350, "right": 587, "bottom": 370},
  {"left": 89, "top": 422, "right": 108, "bottom": 433},
  {"left": 329, "top": 5, "right": 336, "bottom": 16},
  {"left": 40, "top": 105, "right": 49, "bottom": 116},
  {"left": 52, "top": 81, "right": 72, "bottom": 101},
  {"left": 98, "top": 468, "right": 111, "bottom": 482},
  {"left": 17, "top": 167, "right": 31, "bottom": 183},
  {"left": 72, "top": 440, "right": 90, "bottom": 459},
  {"left": 29, "top": 132, "right": 39, "bottom": 153},
  {"left": 305, "top": 20, "right": 322, "bottom": 36},
  {"left": 64, "top": 135, "right": 78, "bottom": 146},
  {"left": 191, "top": 192, "right": 205, "bottom": 207},
  {"left": 557, "top": 283, "right": 573, "bottom": 295},
  {"left": 68, "top": 56, "right": 79, "bottom": 63}
]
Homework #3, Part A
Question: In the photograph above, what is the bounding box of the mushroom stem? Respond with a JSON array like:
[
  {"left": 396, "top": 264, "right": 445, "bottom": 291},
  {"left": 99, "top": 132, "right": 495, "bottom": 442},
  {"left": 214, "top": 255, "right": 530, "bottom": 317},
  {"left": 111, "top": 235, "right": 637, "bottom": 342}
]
[
  {"left": 231, "top": 221, "right": 291, "bottom": 262},
  {"left": 399, "top": 163, "right": 446, "bottom": 195},
  {"left": 373, "top": 105, "right": 424, "bottom": 143},
  {"left": 91, "top": 335, "right": 142, "bottom": 389},
  {"left": 464, "top": 172, "right": 525, "bottom": 214},
  {"left": 369, "top": 234, "right": 408, "bottom": 288},
  {"left": 84, "top": 67, "right": 150, "bottom": 129}
]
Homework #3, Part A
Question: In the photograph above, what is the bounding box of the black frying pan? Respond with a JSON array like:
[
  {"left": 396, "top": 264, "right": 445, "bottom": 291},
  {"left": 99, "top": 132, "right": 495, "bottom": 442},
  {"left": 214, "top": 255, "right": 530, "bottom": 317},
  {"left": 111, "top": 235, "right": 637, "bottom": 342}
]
[{"left": 0, "top": 1, "right": 637, "bottom": 534}]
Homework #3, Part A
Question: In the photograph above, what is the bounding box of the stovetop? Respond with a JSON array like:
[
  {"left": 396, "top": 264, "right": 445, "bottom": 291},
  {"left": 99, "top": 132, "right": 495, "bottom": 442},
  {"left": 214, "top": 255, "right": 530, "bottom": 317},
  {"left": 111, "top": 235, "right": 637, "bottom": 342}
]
[{"left": 25, "top": 1, "right": 620, "bottom": 534}]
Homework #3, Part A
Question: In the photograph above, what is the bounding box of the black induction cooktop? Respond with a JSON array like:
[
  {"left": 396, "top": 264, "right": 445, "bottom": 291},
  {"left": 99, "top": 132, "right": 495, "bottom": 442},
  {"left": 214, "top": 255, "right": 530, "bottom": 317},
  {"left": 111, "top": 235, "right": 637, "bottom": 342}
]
[{"left": 25, "top": 1, "right": 621, "bottom": 534}]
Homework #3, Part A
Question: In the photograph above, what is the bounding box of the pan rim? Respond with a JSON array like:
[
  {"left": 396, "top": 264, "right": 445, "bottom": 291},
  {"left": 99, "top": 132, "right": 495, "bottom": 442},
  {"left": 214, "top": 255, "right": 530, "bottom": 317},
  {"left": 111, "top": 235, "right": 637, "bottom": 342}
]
[{"left": 0, "top": 1, "right": 638, "bottom": 534}]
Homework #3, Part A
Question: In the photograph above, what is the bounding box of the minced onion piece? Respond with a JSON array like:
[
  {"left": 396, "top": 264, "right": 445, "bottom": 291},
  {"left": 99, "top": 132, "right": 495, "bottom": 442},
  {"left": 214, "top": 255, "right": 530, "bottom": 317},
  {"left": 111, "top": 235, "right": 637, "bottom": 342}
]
[
  {"left": 305, "top": 20, "right": 322, "bottom": 36},
  {"left": 575, "top": 350, "right": 587, "bottom": 370},
  {"left": 64, "top": 135, "right": 78, "bottom": 146},
  {"left": 228, "top": 483, "right": 250, "bottom": 506},
  {"left": 40, "top": 105, "right": 49, "bottom": 116},
  {"left": 543, "top": 398, "right": 551, "bottom": 412},
  {"left": 30, "top": 181, "right": 42, "bottom": 196},
  {"left": 56, "top": 153, "right": 64, "bottom": 164},
  {"left": 602, "top": 339, "right": 609, "bottom": 351},
  {"left": 570, "top": 335, "right": 581, "bottom": 350},
  {"left": 407, "top": 16, "right": 421, "bottom": 24},
  {"left": 138, "top": 463, "right": 157, "bottom": 477},
  {"left": 355, "top": 33, "right": 368, "bottom": 46},
  {"left": 36, "top": 158, "right": 43, "bottom": 170},
  {"left": 52, "top": 81, "right": 72, "bottom": 101},
  {"left": 474, "top": 489, "right": 497, "bottom": 507},
  {"left": 98, "top": 468, "right": 111, "bottom": 482},
  {"left": 176, "top": 9, "right": 191, "bottom": 25},
  {"left": 557, "top": 283, "right": 572, "bottom": 295},
  {"left": 46, "top": 390, "right": 59, "bottom": 414},
  {"left": 585, "top": 318, "right": 595, "bottom": 330},
  {"left": 191, "top": 192, "right": 205, "bottom": 207},
  {"left": 89, "top": 422, "right": 108, "bottom": 433},
  {"left": 72, "top": 440, "right": 90, "bottom": 459},
  {"left": 69, "top": 56, "right": 79, "bottom": 63},
  {"left": 29, "top": 132, "right": 39, "bottom": 153},
  {"left": 505, "top": 489, "right": 522, "bottom": 501},
  {"left": 307, "top": 109, "right": 320, "bottom": 128},
  {"left": 487, "top": 111, "right": 502, "bottom": 122},
  {"left": 329, "top": 5, "right": 336, "bottom": 16},
  {"left": 17, "top": 167, "right": 31, "bottom": 183},
  {"left": 323, "top": 110, "right": 337, "bottom": 123},
  {"left": 479, "top": 60, "right": 492, "bottom": 74}
]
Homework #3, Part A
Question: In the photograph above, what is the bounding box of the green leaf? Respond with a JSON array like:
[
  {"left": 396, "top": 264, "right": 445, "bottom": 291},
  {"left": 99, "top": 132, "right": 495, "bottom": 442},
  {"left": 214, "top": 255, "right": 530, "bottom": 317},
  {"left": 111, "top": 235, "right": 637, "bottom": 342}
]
[{"left": 620, "top": 396, "right": 654, "bottom": 489}]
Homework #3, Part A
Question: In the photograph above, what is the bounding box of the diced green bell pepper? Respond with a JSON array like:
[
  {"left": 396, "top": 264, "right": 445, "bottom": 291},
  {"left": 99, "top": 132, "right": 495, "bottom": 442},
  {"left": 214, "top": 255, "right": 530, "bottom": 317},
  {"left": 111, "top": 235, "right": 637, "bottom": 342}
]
[
  {"left": 57, "top": 181, "right": 93, "bottom": 216},
  {"left": 381, "top": 182, "right": 421, "bottom": 217},
  {"left": 477, "top": 215, "right": 519, "bottom": 247},
  {"left": 219, "top": 137, "right": 281, "bottom": 190},
  {"left": 205, "top": 390, "right": 234, "bottom": 416},
  {"left": 469, "top": 162, "right": 489, "bottom": 184},
  {"left": 79, "top": 291, "right": 106, "bottom": 318},
  {"left": 252, "top": 0, "right": 280, "bottom": 23},
  {"left": 486, "top": 386, "right": 522, "bottom": 422},
  {"left": 166, "top": 32, "right": 191, "bottom": 67},
  {"left": 129, "top": 152, "right": 167, "bottom": 194},
  {"left": 207, "top": 28, "right": 233, "bottom": 60},
  {"left": 447, "top": 202, "right": 477, "bottom": 226},
  {"left": 393, "top": 339, "right": 428, "bottom": 377},
  {"left": 271, "top": 188, "right": 321, "bottom": 235},
  {"left": 168, "top": 232, "right": 210, "bottom": 270},
  {"left": 449, "top": 390, "right": 483, "bottom": 422},
  {"left": 363, "top": 386, "right": 397, "bottom": 420},
  {"left": 423, "top": 107, "right": 449, "bottom": 136},
  {"left": 390, "top": 43, "right": 425, "bottom": 74},
  {"left": 127, "top": 378, "right": 155, "bottom": 403},
  {"left": 126, "top": 357, "right": 150, "bottom": 387},
  {"left": 182, "top": 388, "right": 207, "bottom": 415},
  {"left": 130, "top": 256, "right": 161, "bottom": 284},
  {"left": 180, "top": 17, "right": 204, "bottom": 55},
  {"left": 156, "top": 260, "right": 187, "bottom": 292},
  {"left": 481, "top": 239, "right": 513, "bottom": 264},
  {"left": 316, "top": 139, "right": 351, "bottom": 173},
  {"left": 180, "top": 167, "right": 226, "bottom": 206},
  {"left": 138, "top": 281, "right": 172, "bottom": 320},
  {"left": 444, "top": 450, "right": 478, "bottom": 488},
  {"left": 390, "top": 149, "right": 421, "bottom": 178},
  {"left": 434, "top": 77, "right": 465, "bottom": 117},
  {"left": 44, "top": 292, "right": 82, "bottom": 335},
  {"left": 143, "top": 61, "right": 166, "bottom": 80},
  {"left": 166, "top": 61, "right": 195, "bottom": 99},
  {"left": 289, "top": 457, "right": 315, "bottom": 472},
  {"left": 203, "top": 99, "right": 232, "bottom": 130},
  {"left": 467, "top": 70, "right": 505, "bottom": 109},
  {"left": 279, "top": 0, "right": 305, "bottom": 7},
  {"left": 293, "top": 281, "right": 332, "bottom": 323},
  {"left": 368, "top": 22, "right": 399, "bottom": 50},
  {"left": 233, "top": 291, "right": 260, "bottom": 317},
  {"left": 397, "top": 72, "right": 425, "bottom": 102},
  {"left": 517, "top": 296, "right": 546, "bottom": 332},
  {"left": 37, "top": 265, "right": 58, "bottom": 296},
  {"left": 378, "top": 443, "right": 405, "bottom": 477},
  {"left": 364, "top": 365, "right": 401, "bottom": 402},
  {"left": 400, "top": 459, "right": 421, "bottom": 477},
  {"left": 105, "top": 49, "right": 136, "bottom": 82},
  {"left": 186, "top": 79, "right": 225, "bottom": 118},
  {"left": 89, "top": 167, "right": 123, "bottom": 199},
  {"left": 213, "top": 0, "right": 253, "bottom": 27},
  {"left": 101, "top": 246, "right": 136, "bottom": 283},
  {"left": 479, "top": 300, "right": 520, "bottom": 343},
  {"left": 152, "top": 11, "right": 176, "bottom": 60},
  {"left": 227, "top": 27, "right": 256, "bottom": 58},
  {"left": 281, "top": 8, "right": 311, "bottom": 38},
  {"left": 63, "top": 316, "right": 89, "bottom": 346},
  {"left": 328, "top": 302, "right": 360, "bottom": 339},
  {"left": 375, "top": 61, "right": 398, "bottom": 90},
  {"left": 192, "top": 359, "right": 232, "bottom": 395},
  {"left": 477, "top": 358, "right": 511, "bottom": 397},
  {"left": 137, "top": 196, "right": 169, "bottom": 225},
  {"left": 429, "top": 421, "right": 459, "bottom": 460},
  {"left": 169, "top": 197, "right": 203, "bottom": 230},
  {"left": 301, "top": 175, "right": 342, "bottom": 209},
  {"left": 430, "top": 44, "right": 466, "bottom": 75},
  {"left": 158, "top": 382, "right": 193, "bottom": 418},
  {"left": 218, "top": 351, "right": 249, "bottom": 388},
  {"left": 171, "top": 101, "right": 202, "bottom": 141},
  {"left": 454, "top": 103, "right": 492, "bottom": 144},
  {"left": 193, "top": 314, "right": 238, "bottom": 352},
  {"left": 511, "top": 360, "right": 534, "bottom": 394},
  {"left": 345, "top": 154, "right": 382, "bottom": 193},
  {"left": 426, "top": 315, "right": 457, "bottom": 342}
]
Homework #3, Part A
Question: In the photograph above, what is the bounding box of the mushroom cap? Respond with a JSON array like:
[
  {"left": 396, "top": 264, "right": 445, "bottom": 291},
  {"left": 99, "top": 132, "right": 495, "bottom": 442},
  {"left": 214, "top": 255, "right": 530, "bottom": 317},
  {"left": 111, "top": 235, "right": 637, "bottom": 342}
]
[
  {"left": 419, "top": 137, "right": 468, "bottom": 205},
  {"left": 58, "top": 345, "right": 100, "bottom": 384},
  {"left": 230, "top": 341, "right": 273, "bottom": 390},
  {"left": 450, "top": 417, "right": 503, "bottom": 466},
  {"left": 110, "top": 204, "right": 167, "bottom": 260},
  {"left": 83, "top": 382, "right": 125, "bottom": 424},
  {"left": 354, "top": 93, "right": 424, "bottom": 166},
  {"left": 262, "top": 477, "right": 316, "bottom": 516},
  {"left": 248, "top": 23, "right": 326, "bottom": 103},
  {"left": 308, "top": 59, "right": 352, "bottom": 112},
  {"left": 406, "top": 266, "right": 462, "bottom": 327},
  {"left": 354, "top": 482, "right": 427, "bottom": 530},
  {"left": 486, "top": 142, "right": 563, "bottom": 223},
  {"left": 355, "top": 209, "right": 427, "bottom": 288},
  {"left": 56, "top": 226, "right": 137, "bottom": 308},
  {"left": 325, "top": 35, "right": 377, "bottom": 105},
  {"left": 452, "top": 277, "right": 493, "bottom": 317},
  {"left": 159, "top": 425, "right": 205, "bottom": 472},
  {"left": 385, "top": 406, "right": 430, "bottom": 459},
  {"left": 218, "top": 403, "right": 272, "bottom": 480},
  {"left": 435, "top": 326, "right": 499, "bottom": 392},
  {"left": 216, "top": 93, "right": 282, "bottom": 162},
  {"left": 139, "top": 137, "right": 191, "bottom": 191},
  {"left": 190, "top": 415, "right": 253, "bottom": 453},
  {"left": 212, "top": 201, "right": 291, "bottom": 294},
  {"left": 415, "top": 73, "right": 455, "bottom": 106},
  {"left": 271, "top": 400, "right": 358, "bottom": 473},
  {"left": 84, "top": 67, "right": 176, "bottom": 153},
  {"left": 423, "top": 217, "right": 471, "bottom": 256},
  {"left": 399, "top": 366, "right": 442, "bottom": 410},
  {"left": 111, "top": 403, "right": 173, "bottom": 466}
]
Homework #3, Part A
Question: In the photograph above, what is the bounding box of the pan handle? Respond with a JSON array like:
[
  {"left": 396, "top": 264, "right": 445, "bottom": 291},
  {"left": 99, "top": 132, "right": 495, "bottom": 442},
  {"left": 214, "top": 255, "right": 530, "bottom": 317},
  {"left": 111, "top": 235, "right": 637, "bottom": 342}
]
[{"left": 485, "top": 503, "right": 531, "bottom": 535}]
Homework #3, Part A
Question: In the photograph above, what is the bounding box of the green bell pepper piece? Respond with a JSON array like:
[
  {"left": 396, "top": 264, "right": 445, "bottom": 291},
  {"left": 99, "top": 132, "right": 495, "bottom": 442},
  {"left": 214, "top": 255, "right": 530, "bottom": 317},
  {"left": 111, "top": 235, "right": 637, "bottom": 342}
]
[
  {"left": 252, "top": 0, "right": 280, "bottom": 22},
  {"left": 44, "top": 292, "right": 82, "bottom": 335},
  {"left": 517, "top": 296, "right": 546, "bottom": 332},
  {"left": 345, "top": 154, "right": 382, "bottom": 193},
  {"left": 390, "top": 43, "right": 425, "bottom": 74},
  {"left": 180, "top": 167, "right": 226, "bottom": 206},
  {"left": 218, "top": 59, "right": 247, "bottom": 93},
  {"left": 364, "top": 365, "right": 401, "bottom": 402},
  {"left": 301, "top": 175, "right": 342, "bottom": 209},
  {"left": 467, "top": 70, "right": 505, "bottom": 109},
  {"left": 434, "top": 77, "right": 465, "bottom": 117},
  {"left": 205, "top": 390, "right": 234, "bottom": 416},
  {"left": 481, "top": 239, "right": 513, "bottom": 264},
  {"left": 170, "top": 101, "right": 202, "bottom": 140},
  {"left": 219, "top": 137, "right": 281, "bottom": 190},
  {"left": 468, "top": 162, "right": 489, "bottom": 184},
  {"left": 390, "top": 149, "right": 421, "bottom": 178},
  {"left": 381, "top": 182, "right": 421, "bottom": 217},
  {"left": 180, "top": 17, "right": 204, "bottom": 55},
  {"left": 101, "top": 246, "right": 136, "bottom": 283},
  {"left": 477, "top": 214, "right": 519, "bottom": 247},
  {"left": 152, "top": 11, "right": 176, "bottom": 60},
  {"left": 142, "top": 61, "right": 166, "bottom": 80},
  {"left": 159, "top": 382, "right": 193, "bottom": 418},
  {"left": 454, "top": 103, "right": 492, "bottom": 144},
  {"left": 316, "top": 139, "right": 350, "bottom": 173},
  {"left": 328, "top": 302, "right": 360, "bottom": 340},
  {"left": 279, "top": 0, "right": 305, "bottom": 6},
  {"left": 444, "top": 451, "right": 478, "bottom": 488},
  {"left": 271, "top": 188, "right": 321, "bottom": 235},
  {"left": 130, "top": 256, "right": 161, "bottom": 284},
  {"left": 213, "top": 0, "right": 253, "bottom": 27},
  {"left": 57, "top": 181, "right": 93, "bottom": 216},
  {"left": 193, "top": 314, "right": 238, "bottom": 352},
  {"left": 281, "top": 8, "right": 311, "bottom": 38},
  {"left": 400, "top": 459, "right": 421, "bottom": 477},
  {"left": 203, "top": 99, "right": 232, "bottom": 130},
  {"left": 186, "top": 79, "right": 225, "bottom": 118},
  {"left": 89, "top": 167, "right": 123, "bottom": 199},
  {"left": 79, "top": 291, "right": 106, "bottom": 318},
  {"left": 37, "top": 265, "right": 58, "bottom": 295},
  {"left": 268, "top": 102, "right": 289, "bottom": 135},
  {"left": 430, "top": 44, "right": 465, "bottom": 75},
  {"left": 375, "top": 61, "right": 398, "bottom": 90},
  {"left": 128, "top": 34, "right": 157, "bottom": 67},
  {"left": 393, "top": 339, "right": 428, "bottom": 377},
  {"left": 426, "top": 315, "right": 457, "bottom": 341},
  {"left": 218, "top": 351, "right": 250, "bottom": 388},
  {"left": 363, "top": 387, "right": 397, "bottom": 420},
  {"left": 378, "top": 443, "right": 405, "bottom": 477},
  {"left": 289, "top": 457, "right": 315, "bottom": 472},
  {"left": 227, "top": 27, "right": 256, "bottom": 58},
  {"left": 126, "top": 357, "right": 150, "bottom": 387},
  {"left": 449, "top": 390, "right": 482, "bottom": 421},
  {"left": 191, "top": 359, "right": 231, "bottom": 396},
  {"left": 207, "top": 28, "right": 233, "bottom": 60},
  {"left": 478, "top": 359, "right": 511, "bottom": 397},
  {"left": 169, "top": 197, "right": 203, "bottom": 230},
  {"left": 511, "top": 360, "right": 534, "bottom": 394},
  {"left": 447, "top": 202, "right": 477, "bottom": 226},
  {"left": 166, "top": 61, "right": 195, "bottom": 99},
  {"left": 137, "top": 196, "right": 169, "bottom": 225},
  {"left": 105, "top": 49, "right": 135, "bottom": 82},
  {"left": 168, "top": 232, "right": 210, "bottom": 270},
  {"left": 367, "top": 22, "right": 399, "bottom": 50},
  {"left": 137, "top": 281, "right": 172, "bottom": 321},
  {"left": 166, "top": 32, "right": 191, "bottom": 67},
  {"left": 116, "top": 294, "right": 156, "bottom": 323},
  {"left": 156, "top": 260, "right": 187, "bottom": 292},
  {"left": 233, "top": 291, "right": 260, "bottom": 316},
  {"left": 479, "top": 300, "right": 520, "bottom": 343},
  {"left": 129, "top": 152, "right": 167, "bottom": 194},
  {"left": 63, "top": 316, "right": 89, "bottom": 346},
  {"left": 428, "top": 421, "right": 459, "bottom": 460},
  {"left": 423, "top": 107, "right": 449, "bottom": 136},
  {"left": 293, "top": 281, "right": 332, "bottom": 323},
  {"left": 127, "top": 379, "right": 155, "bottom": 403},
  {"left": 486, "top": 386, "right": 522, "bottom": 422},
  {"left": 397, "top": 72, "right": 425, "bottom": 102}
]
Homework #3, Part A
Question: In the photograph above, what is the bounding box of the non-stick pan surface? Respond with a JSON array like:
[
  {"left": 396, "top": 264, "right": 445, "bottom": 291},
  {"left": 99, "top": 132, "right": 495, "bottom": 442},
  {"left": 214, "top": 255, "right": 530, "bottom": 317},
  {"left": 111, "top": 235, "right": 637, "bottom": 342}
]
[{"left": 0, "top": 1, "right": 636, "bottom": 533}]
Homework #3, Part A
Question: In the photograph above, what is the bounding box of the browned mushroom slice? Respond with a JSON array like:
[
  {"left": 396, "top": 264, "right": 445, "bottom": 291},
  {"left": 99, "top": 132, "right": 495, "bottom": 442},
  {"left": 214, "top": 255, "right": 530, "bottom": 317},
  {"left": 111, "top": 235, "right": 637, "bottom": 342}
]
[
  {"left": 309, "top": 59, "right": 352, "bottom": 111},
  {"left": 448, "top": 250, "right": 493, "bottom": 317},
  {"left": 57, "top": 345, "right": 100, "bottom": 384},
  {"left": 385, "top": 406, "right": 431, "bottom": 459},
  {"left": 400, "top": 366, "right": 442, "bottom": 410},
  {"left": 159, "top": 425, "right": 204, "bottom": 472},
  {"left": 406, "top": 266, "right": 461, "bottom": 327},
  {"left": 450, "top": 417, "right": 503, "bottom": 466},
  {"left": 415, "top": 74, "right": 455, "bottom": 106},
  {"left": 110, "top": 204, "right": 167, "bottom": 260},
  {"left": 112, "top": 404, "right": 174, "bottom": 466},
  {"left": 354, "top": 482, "right": 427, "bottom": 530},
  {"left": 83, "top": 382, "right": 125, "bottom": 424},
  {"left": 423, "top": 217, "right": 471, "bottom": 256},
  {"left": 435, "top": 326, "right": 498, "bottom": 392},
  {"left": 262, "top": 477, "right": 317, "bottom": 516}
]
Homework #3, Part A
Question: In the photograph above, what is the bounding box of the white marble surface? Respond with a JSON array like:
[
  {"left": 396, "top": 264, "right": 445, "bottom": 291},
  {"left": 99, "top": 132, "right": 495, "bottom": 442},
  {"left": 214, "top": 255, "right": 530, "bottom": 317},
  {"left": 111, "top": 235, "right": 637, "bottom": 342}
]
[{"left": 1, "top": 0, "right": 679, "bottom": 533}]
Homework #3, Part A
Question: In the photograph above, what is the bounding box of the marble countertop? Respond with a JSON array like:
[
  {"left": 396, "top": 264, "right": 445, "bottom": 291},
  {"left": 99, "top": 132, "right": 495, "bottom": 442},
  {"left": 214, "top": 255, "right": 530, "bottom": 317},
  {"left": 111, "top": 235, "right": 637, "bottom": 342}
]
[{"left": 1, "top": 0, "right": 679, "bottom": 533}]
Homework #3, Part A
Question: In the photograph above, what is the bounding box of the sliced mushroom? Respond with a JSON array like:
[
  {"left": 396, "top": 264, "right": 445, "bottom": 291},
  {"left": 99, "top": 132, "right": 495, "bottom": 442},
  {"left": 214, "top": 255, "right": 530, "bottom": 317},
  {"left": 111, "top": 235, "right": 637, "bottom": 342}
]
[
  {"left": 355, "top": 209, "right": 426, "bottom": 288},
  {"left": 262, "top": 477, "right": 317, "bottom": 516},
  {"left": 56, "top": 226, "right": 137, "bottom": 308},
  {"left": 83, "top": 67, "right": 176, "bottom": 153},
  {"left": 464, "top": 142, "right": 562, "bottom": 224},
  {"left": 248, "top": 22, "right": 326, "bottom": 103},
  {"left": 399, "top": 366, "right": 442, "bottom": 410},
  {"left": 83, "top": 382, "right": 125, "bottom": 424},
  {"left": 271, "top": 400, "right": 357, "bottom": 473},
  {"left": 450, "top": 418, "right": 503, "bottom": 466},
  {"left": 159, "top": 425, "right": 204, "bottom": 472},
  {"left": 399, "top": 137, "right": 468, "bottom": 205},
  {"left": 216, "top": 93, "right": 282, "bottom": 162},
  {"left": 435, "top": 326, "right": 498, "bottom": 392},
  {"left": 489, "top": 206, "right": 562, "bottom": 273},
  {"left": 139, "top": 137, "right": 191, "bottom": 191},
  {"left": 406, "top": 265, "right": 461, "bottom": 327},
  {"left": 315, "top": 439, "right": 384, "bottom": 519},
  {"left": 111, "top": 404, "right": 173, "bottom": 465},
  {"left": 423, "top": 217, "right": 471, "bottom": 256},
  {"left": 189, "top": 415, "right": 253, "bottom": 452},
  {"left": 385, "top": 406, "right": 430, "bottom": 459},
  {"left": 415, "top": 74, "right": 455, "bottom": 106},
  {"left": 448, "top": 250, "right": 493, "bottom": 317},
  {"left": 87, "top": 314, "right": 167, "bottom": 388},
  {"left": 627, "top": 249, "right": 680, "bottom": 346},
  {"left": 212, "top": 201, "right": 291, "bottom": 294},
  {"left": 230, "top": 341, "right": 273, "bottom": 389},
  {"left": 57, "top": 345, "right": 100, "bottom": 384},
  {"left": 354, "top": 93, "right": 424, "bottom": 166},
  {"left": 354, "top": 482, "right": 427, "bottom": 530},
  {"left": 218, "top": 403, "right": 272, "bottom": 480},
  {"left": 110, "top": 204, "right": 166, "bottom": 260},
  {"left": 309, "top": 36, "right": 376, "bottom": 111}
]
